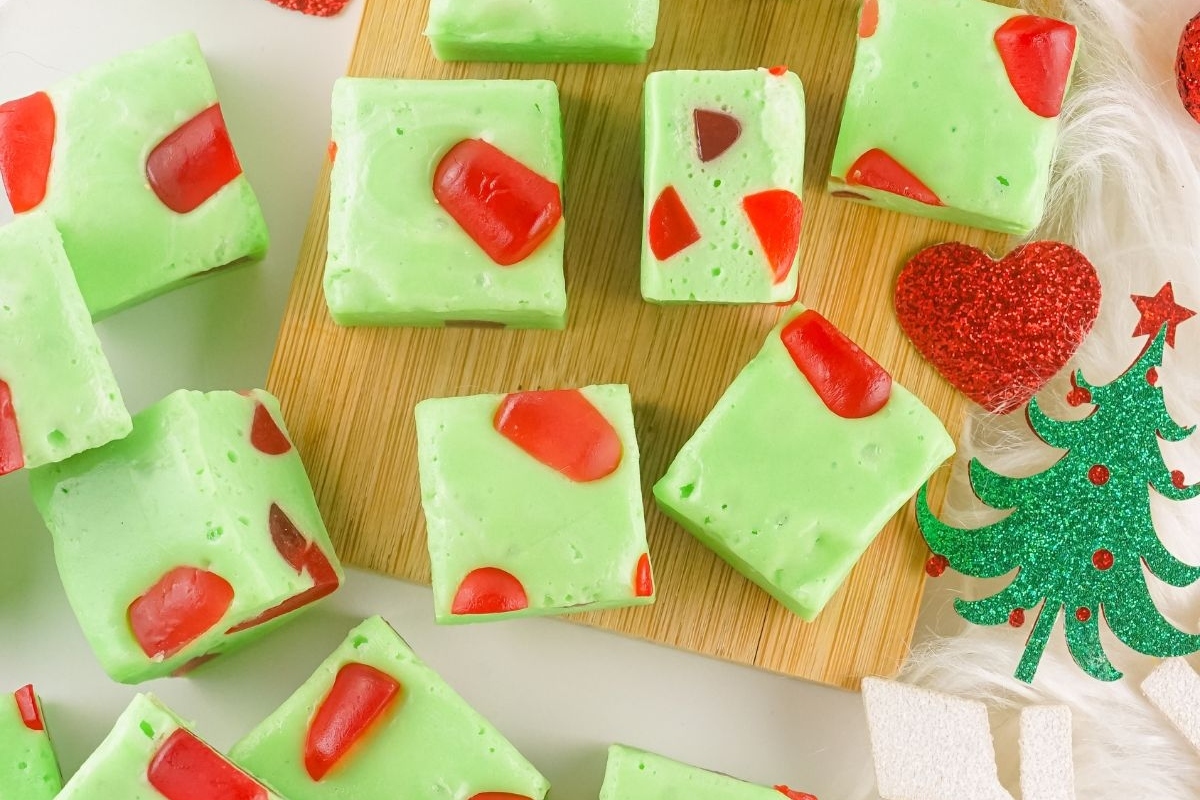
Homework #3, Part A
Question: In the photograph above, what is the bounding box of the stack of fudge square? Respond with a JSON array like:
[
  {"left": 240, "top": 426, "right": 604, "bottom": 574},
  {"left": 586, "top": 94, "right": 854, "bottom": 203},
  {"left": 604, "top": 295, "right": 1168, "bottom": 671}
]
[{"left": 0, "top": 0, "right": 1075, "bottom": 796}]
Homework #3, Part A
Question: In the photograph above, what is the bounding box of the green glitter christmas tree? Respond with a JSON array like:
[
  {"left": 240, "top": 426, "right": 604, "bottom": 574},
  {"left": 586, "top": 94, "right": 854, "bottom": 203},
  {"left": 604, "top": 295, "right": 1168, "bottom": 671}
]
[{"left": 918, "top": 284, "right": 1200, "bottom": 683}]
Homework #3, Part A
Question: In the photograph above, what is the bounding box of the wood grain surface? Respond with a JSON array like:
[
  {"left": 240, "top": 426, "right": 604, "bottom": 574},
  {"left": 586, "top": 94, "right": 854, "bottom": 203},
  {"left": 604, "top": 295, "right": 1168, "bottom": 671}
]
[{"left": 267, "top": 0, "right": 1009, "bottom": 690}]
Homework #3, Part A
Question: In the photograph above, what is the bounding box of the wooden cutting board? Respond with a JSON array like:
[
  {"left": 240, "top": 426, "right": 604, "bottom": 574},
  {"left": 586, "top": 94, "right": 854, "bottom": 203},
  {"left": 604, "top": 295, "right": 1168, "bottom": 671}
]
[{"left": 267, "top": 0, "right": 1008, "bottom": 690}]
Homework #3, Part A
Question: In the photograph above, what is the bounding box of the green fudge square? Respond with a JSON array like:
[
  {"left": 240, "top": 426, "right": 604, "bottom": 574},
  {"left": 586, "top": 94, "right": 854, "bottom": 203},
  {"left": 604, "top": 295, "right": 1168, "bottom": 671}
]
[
  {"left": 0, "top": 213, "right": 131, "bottom": 474},
  {"left": 425, "top": 0, "right": 660, "bottom": 63},
  {"left": 57, "top": 694, "right": 284, "bottom": 800},
  {"left": 415, "top": 384, "right": 654, "bottom": 623},
  {"left": 325, "top": 78, "right": 567, "bottom": 329},
  {"left": 0, "top": 686, "right": 62, "bottom": 800},
  {"left": 654, "top": 306, "right": 954, "bottom": 621},
  {"left": 230, "top": 616, "right": 551, "bottom": 799},
  {"left": 642, "top": 68, "right": 806, "bottom": 304},
  {"left": 601, "top": 745, "right": 815, "bottom": 800},
  {"left": 28, "top": 389, "right": 342, "bottom": 684},
  {"left": 0, "top": 33, "right": 269, "bottom": 320},
  {"left": 829, "top": 0, "right": 1077, "bottom": 234}
]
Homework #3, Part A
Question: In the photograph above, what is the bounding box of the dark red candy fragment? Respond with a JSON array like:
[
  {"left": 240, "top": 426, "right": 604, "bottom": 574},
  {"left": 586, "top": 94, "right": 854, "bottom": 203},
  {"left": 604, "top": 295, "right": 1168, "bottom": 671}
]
[
  {"left": 305, "top": 663, "right": 401, "bottom": 780},
  {"left": 846, "top": 149, "right": 942, "bottom": 206},
  {"left": 128, "top": 567, "right": 235, "bottom": 659},
  {"left": 780, "top": 310, "right": 892, "bottom": 418},
  {"left": 0, "top": 92, "right": 55, "bottom": 213},
  {"left": 250, "top": 402, "right": 292, "bottom": 455},
  {"left": 171, "top": 652, "right": 222, "bottom": 678},
  {"left": 648, "top": 186, "right": 701, "bottom": 261},
  {"left": 693, "top": 109, "right": 742, "bottom": 162},
  {"left": 148, "top": 729, "right": 268, "bottom": 800},
  {"left": 453, "top": 567, "right": 529, "bottom": 616},
  {"left": 434, "top": 139, "right": 562, "bottom": 266},
  {"left": 858, "top": 0, "right": 879, "bottom": 37},
  {"left": 775, "top": 786, "right": 818, "bottom": 800},
  {"left": 146, "top": 104, "right": 243, "bottom": 214},
  {"left": 742, "top": 190, "right": 803, "bottom": 285},
  {"left": 994, "top": 16, "right": 1076, "bottom": 118},
  {"left": 269, "top": 503, "right": 309, "bottom": 571},
  {"left": 0, "top": 379, "right": 23, "bottom": 476},
  {"left": 13, "top": 685, "right": 42, "bottom": 731},
  {"left": 264, "top": 0, "right": 351, "bottom": 16},
  {"left": 1179, "top": 13, "right": 1200, "bottom": 123},
  {"left": 634, "top": 553, "right": 654, "bottom": 598},
  {"left": 494, "top": 390, "right": 622, "bottom": 482}
]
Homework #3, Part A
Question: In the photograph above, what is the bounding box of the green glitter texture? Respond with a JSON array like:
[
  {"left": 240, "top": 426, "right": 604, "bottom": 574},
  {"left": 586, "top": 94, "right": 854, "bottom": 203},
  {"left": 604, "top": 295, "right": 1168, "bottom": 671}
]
[{"left": 918, "top": 323, "right": 1200, "bottom": 683}]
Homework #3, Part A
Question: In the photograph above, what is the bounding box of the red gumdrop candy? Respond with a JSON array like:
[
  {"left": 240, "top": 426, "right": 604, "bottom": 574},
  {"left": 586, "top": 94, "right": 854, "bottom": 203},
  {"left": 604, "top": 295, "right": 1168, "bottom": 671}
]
[
  {"left": 434, "top": 139, "right": 562, "bottom": 267},
  {"left": 634, "top": 553, "right": 654, "bottom": 598},
  {"left": 859, "top": 0, "right": 879, "bottom": 37},
  {"left": 13, "top": 685, "right": 42, "bottom": 731},
  {"left": 128, "top": 567, "right": 235, "bottom": 659},
  {"left": 494, "top": 390, "right": 622, "bottom": 482},
  {"left": 270, "top": 503, "right": 309, "bottom": 572},
  {"left": 693, "top": 109, "right": 742, "bottom": 162},
  {"left": 305, "top": 663, "right": 402, "bottom": 781},
  {"left": 742, "top": 190, "right": 804, "bottom": 285},
  {"left": 780, "top": 310, "right": 892, "bottom": 419},
  {"left": 845, "top": 149, "right": 942, "bottom": 206},
  {"left": 148, "top": 729, "right": 268, "bottom": 800},
  {"left": 250, "top": 403, "right": 292, "bottom": 455},
  {"left": 994, "top": 16, "right": 1077, "bottom": 118},
  {"left": 146, "top": 104, "right": 243, "bottom": 214},
  {"left": 0, "top": 379, "right": 24, "bottom": 476},
  {"left": 775, "top": 786, "right": 818, "bottom": 800},
  {"left": 648, "top": 186, "right": 701, "bottom": 261},
  {"left": 452, "top": 567, "right": 529, "bottom": 616},
  {"left": 0, "top": 92, "right": 55, "bottom": 213}
]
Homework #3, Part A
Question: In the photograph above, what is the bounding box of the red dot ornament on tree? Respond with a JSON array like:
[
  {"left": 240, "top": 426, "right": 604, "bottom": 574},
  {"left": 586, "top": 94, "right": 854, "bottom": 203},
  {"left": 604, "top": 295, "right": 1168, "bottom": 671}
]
[
  {"left": 1093, "top": 549, "right": 1114, "bottom": 571},
  {"left": 1088, "top": 464, "right": 1110, "bottom": 486},
  {"left": 925, "top": 554, "right": 949, "bottom": 578}
]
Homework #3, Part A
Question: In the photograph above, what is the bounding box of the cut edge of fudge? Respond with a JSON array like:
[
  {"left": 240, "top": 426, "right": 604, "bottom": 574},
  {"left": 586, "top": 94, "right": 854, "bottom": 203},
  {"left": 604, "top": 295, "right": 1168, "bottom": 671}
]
[{"left": 601, "top": 744, "right": 817, "bottom": 800}]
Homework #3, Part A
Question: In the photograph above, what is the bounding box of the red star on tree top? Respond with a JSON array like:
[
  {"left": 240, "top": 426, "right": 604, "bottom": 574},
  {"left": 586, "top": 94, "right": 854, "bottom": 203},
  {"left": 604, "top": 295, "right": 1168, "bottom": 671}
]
[{"left": 1132, "top": 283, "right": 1195, "bottom": 347}]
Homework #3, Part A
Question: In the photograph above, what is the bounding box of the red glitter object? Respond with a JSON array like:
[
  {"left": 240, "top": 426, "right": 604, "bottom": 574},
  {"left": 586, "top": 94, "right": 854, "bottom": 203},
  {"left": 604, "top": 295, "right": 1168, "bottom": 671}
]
[
  {"left": 1147, "top": 367, "right": 1160, "bottom": 386},
  {"left": 1076, "top": 607, "right": 1092, "bottom": 623},
  {"left": 264, "top": 0, "right": 350, "bottom": 16},
  {"left": 1177, "top": 13, "right": 1200, "bottom": 124},
  {"left": 925, "top": 554, "right": 949, "bottom": 578},
  {"left": 1093, "top": 549, "right": 1114, "bottom": 571},
  {"left": 1088, "top": 464, "right": 1110, "bottom": 486},
  {"left": 894, "top": 241, "right": 1101, "bottom": 413},
  {"left": 1008, "top": 608, "right": 1025, "bottom": 627},
  {"left": 1173, "top": 470, "right": 1188, "bottom": 489},
  {"left": 1132, "top": 283, "right": 1194, "bottom": 348}
]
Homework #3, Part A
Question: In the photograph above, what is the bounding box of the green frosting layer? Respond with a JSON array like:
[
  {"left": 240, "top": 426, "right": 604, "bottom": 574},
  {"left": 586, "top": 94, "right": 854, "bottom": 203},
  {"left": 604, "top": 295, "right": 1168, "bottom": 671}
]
[
  {"left": 0, "top": 688, "right": 62, "bottom": 800},
  {"left": 653, "top": 306, "right": 954, "bottom": 621},
  {"left": 416, "top": 384, "right": 652, "bottom": 624},
  {"left": 36, "top": 32, "right": 268, "bottom": 319},
  {"left": 643, "top": 69, "right": 805, "bottom": 304},
  {"left": 829, "top": 0, "right": 1075, "bottom": 234},
  {"left": 29, "top": 389, "right": 342, "bottom": 683},
  {"left": 0, "top": 213, "right": 130, "bottom": 468},
  {"left": 325, "top": 78, "right": 567, "bottom": 328},
  {"left": 601, "top": 745, "right": 795, "bottom": 800},
  {"left": 425, "top": 0, "right": 659, "bottom": 63},
  {"left": 231, "top": 616, "right": 551, "bottom": 800},
  {"left": 58, "top": 694, "right": 282, "bottom": 799}
]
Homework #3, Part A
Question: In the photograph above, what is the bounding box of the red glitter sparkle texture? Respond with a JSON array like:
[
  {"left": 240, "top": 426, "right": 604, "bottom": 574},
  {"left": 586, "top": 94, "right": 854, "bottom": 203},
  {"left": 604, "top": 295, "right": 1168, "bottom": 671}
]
[
  {"left": 1178, "top": 13, "right": 1200, "bottom": 124},
  {"left": 264, "top": 0, "right": 350, "bottom": 17}
]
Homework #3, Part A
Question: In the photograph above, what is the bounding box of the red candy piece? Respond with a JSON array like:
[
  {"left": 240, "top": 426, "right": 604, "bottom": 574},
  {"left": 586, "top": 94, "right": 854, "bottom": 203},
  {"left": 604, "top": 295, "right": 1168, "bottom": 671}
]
[
  {"left": 845, "top": 149, "right": 942, "bottom": 206},
  {"left": 264, "top": 0, "right": 351, "bottom": 16},
  {"left": 148, "top": 729, "right": 267, "bottom": 800},
  {"left": 693, "top": 109, "right": 742, "bottom": 162},
  {"left": 494, "top": 390, "right": 622, "bottom": 482},
  {"left": 648, "top": 186, "right": 701, "bottom": 261},
  {"left": 1178, "top": 13, "right": 1200, "bottom": 123},
  {"left": 453, "top": 567, "right": 529, "bottom": 616},
  {"left": 859, "top": 0, "right": 879, "bottom": 37},
  {"left": 0, "top": 379, "right": 23, "bottom": 476},
  {"left": 433, "top": 139, "right": 562, "bottom": 267},
  {"left": 128, "top": 567, "right": 235, "bottom": 659},
  {"left": 269, "top": 503, "right": 309, "bottom": 571},
  {"left": 775, "top": 786, "right": 818, "bottom": 800},
  {"left": 13, "top": 685, "right": 42, "bottom": 731},
  {"left": 171, "top": 652, "right": 221, "bottom": 678},
  {"left": 742, "top": 189, "right": 804, "bottom": 284},
  {"left": 994, "top": 16, "right": 1076, "bottom": 118},
  {"left": 305, "top": 663, "right": 402, "bottom": 781},
  {"left": 146, "top": 104, "right": 243, "bottom": 214},
  {"left": 634, "top": 553, "right": 654, "bottom": 597},
  {"left": 470, "top": 795, "right": 536, "bottom": 800},
  {"left": 250, "top": 403, "right": 292, "bottom": 455},
  {"left": 0, "top": 92, "right": 55, "bottom": 213},
  {"left": 779, "top": 310, "right": 892, "bottom": 419}
]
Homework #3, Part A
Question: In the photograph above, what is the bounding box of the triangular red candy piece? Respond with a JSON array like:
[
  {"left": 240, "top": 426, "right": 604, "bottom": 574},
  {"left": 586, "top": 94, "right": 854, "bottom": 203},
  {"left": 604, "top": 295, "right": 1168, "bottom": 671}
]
[
  {"left": 13, "top": 685, "right": 42, "bottom": 731},
  {"left": 0, "top": 380, "right": 23, "bottom": 476},
  {"left": 742, "top": 190, "right": 804, "bottom": 285},
  {"left": 250, "top": 402, "right": 292, "bottom": 455},
  {"left": 693, "top": 109, "right": 742, "bottom": 162},
  {"left": 128, "top": 567, "right": 235, "bottom": 659},
  {"left": 148, "top": 729, "right": 268, "bottom": 800},
  {"left": 452, "top": 567, "right": 529, "bottom": 616},
  {"left": 846, "top": 149, "right": 942, "bottom": 206},
  {"left": 494, "top": 390, "right": 622, "bottom": 482},
  {"left": 859, "top": 0, "right": 879, "bottom": 37},
  {"left": 780, "top": 310, "right": 892, "bottom": 418},
  {"left": 994, "top": 16, "right": 1076, "bottom": 118},
  {"left": 0, "top": 92, "right": 55, "bottom": 213},
  {"left": 305, "top": 663, "right": 402, "bottom": 781},
  {"left": 648, "top": 186, "right": 701, "bottom": 261},
  {"left": 634, "top": 553, "right": 654, "bottom": 598},
  {"left": 147, "top": 104, "right": 243, "bottom": 214},
  {"left": 470, "top": 795, "right": 536, "bottom": 800}
]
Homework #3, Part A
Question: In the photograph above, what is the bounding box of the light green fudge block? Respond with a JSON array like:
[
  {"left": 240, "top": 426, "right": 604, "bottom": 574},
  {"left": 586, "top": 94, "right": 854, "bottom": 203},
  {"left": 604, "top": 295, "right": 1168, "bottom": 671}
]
[
  {"left": 0, "top": 686, "right": 62, "bottom": 800},
  {"left": 416, "top": 384, "right": 653, "bottom": 624},
  {"left": 654, "top": 306, "right": 954, "bottom": 621},
  {"left": 425, "top": 0, "right": 659, "bottom": 63},
  {"left": 29, "top": 389, "right": 342, "bottom": 684},
  {"left": 231, "top": 616, "right": 551, "bottom": 800},
  {"left": 0, "top": 214, "right": 130, "bottom": 471},
  {"left": 325, "top": 78, "right": 566, "bottom": 328},
  {"left": 642, "top": 69, "right": 805, "bottom": 304},
  {"left": 31, "top": 32, "right": 268, "bottom": 319},
  {"left": 829, "top": 0, "right": 1077, "bottom": 234},
  {"left": 601, "top": 745, "right": 813, "bottom": 800},
  {"left": 57, "top": 694, "right": 283, "bottom": 799}
]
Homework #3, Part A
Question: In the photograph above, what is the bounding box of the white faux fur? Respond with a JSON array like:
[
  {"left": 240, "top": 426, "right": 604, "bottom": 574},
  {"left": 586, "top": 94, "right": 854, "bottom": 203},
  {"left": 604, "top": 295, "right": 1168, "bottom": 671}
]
[{"left": 893, "top": 1, "right": 1200, "bottom": 798}]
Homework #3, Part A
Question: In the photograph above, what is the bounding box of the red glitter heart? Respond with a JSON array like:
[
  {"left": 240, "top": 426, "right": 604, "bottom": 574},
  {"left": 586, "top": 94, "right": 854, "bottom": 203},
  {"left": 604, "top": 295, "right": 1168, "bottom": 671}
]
[
  {"left": 894, "top": 241, "right": 1101, "bottom": 413},
  {"left": 1178, "top": 12, "right": 1200, "bottom": 124},
  {"left": 264, "top": 0, "right": 350, "bottom": 16}
]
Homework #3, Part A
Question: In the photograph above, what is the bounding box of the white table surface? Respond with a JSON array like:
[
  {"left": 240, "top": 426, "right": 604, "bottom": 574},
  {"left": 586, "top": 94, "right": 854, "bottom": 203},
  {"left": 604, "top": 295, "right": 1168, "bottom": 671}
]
[{"left": 0, "top": 2, "right": 893, "bottom": 797}]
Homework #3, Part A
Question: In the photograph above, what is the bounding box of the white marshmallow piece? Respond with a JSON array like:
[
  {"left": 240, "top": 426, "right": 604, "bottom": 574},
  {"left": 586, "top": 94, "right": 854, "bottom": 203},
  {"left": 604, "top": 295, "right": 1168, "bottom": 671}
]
[
  {"left": 1142, "top": 658, "right": 1200, "bottom": 754},
  {"left": 1019, "top": 705, "right": 1076, "bottom": 800}
]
